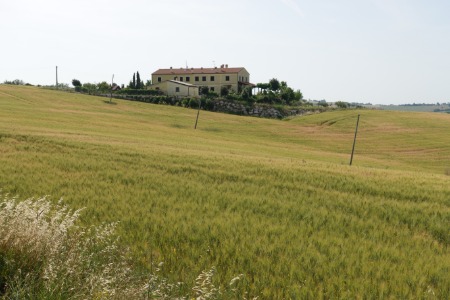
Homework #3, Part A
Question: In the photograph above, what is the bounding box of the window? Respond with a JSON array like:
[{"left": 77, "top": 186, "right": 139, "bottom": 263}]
[
  {"left": 195, "top": 76, "right": 199, "bottom": 82},
  {"left": 210, "top": 76, "right": 215, "bottom": 81},
  {"left": 158, "top": 77, "right": 162, "bottom": 83},
  {"left": 179, "top": 77, "right": 183, "bottom": 82},
  {"left": 202, "top": 76, "right": 206, "bottom": 81},
  {"left": 245, "top": 77, "right": 248, "bottom": 82},
  {"left": 186, "top": 76, "right": 190, "bottom": 82},
  {"left": 175, "top": 87, "right": 180, "bottom": 92},
  {"left": 225, "top": 76, "right": 230, "bottom": 81},
  {"left": 210, "top": 87, "right": 215, "bottom": 92}
]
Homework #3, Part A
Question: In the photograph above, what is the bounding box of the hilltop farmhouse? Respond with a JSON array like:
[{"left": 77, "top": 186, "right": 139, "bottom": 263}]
[{"left": 150, "top": 65, "right": 254, "bottom": 97}]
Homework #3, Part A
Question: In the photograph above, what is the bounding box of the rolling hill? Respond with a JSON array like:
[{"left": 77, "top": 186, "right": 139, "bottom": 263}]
[{"left": 0, "top": 85, "right": 449, "bottom": 298}]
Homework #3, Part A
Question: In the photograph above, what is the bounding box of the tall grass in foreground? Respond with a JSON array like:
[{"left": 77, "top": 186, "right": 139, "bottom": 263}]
[
  {"left": 0, "top": 194, "right": 143, "bottom": 299},
  {"left": 0, "top": 194, "right": 256, "bottom": 299}
]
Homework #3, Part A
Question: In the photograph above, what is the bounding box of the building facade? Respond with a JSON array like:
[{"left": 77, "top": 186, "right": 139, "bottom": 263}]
[
  {"left": 148, "top": 80, "right": 199, "bottom": 97},
  {"left": 151, "top": 65, "right": 252, "bottom": 95}
]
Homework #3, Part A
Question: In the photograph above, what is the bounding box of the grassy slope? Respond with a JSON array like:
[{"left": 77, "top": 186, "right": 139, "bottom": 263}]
[{"left": 0, "top": 85, "right": 449, "bottom": 298}]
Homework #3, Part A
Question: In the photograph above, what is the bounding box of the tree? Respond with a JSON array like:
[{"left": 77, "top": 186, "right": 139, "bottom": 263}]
[
  {"left": 72, "top": 79, "right": 81, "bottom": 87},
  {"left": 97, "top": 81, "right": 110, "bottom": 93},
  {"left": 256, "top": 79, "right": 304, "bottom": 105},
  {"left": 335, "top": 101, "right": 348, "bottom": 108},
  {"left": 294, "top": 90, "right": 303, "bottom": 101},
  {"left": 318, "top": 100, "right": 329, "bottom": 107},
  {"left": 127, "top": 72, "right": 145, "bottom": 89},
  {"left": 256, "top": 83, "right": 270, "bottom": 90},
  {"left": 136, "top": 72, "right": 141, "bottom": 89},
  {"left": 280, "top": 86, "right": 295, "bottom": 103},
  {"left": 269, "top": 78, "right": 280, "bottom": 92},
  {"left": 82, "top": 83, "right": 97, "bottom": 95},
  {"left": 241, "top": 86, "right": 253, "bottom": 100}
]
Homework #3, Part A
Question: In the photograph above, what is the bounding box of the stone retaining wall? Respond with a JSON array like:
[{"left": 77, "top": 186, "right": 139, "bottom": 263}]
[
  {"left": 212, "top": 100, "right": 322, "bottom": 119},
  {"left": 100, "top": 94, "right": 325, "bottom": 119}
]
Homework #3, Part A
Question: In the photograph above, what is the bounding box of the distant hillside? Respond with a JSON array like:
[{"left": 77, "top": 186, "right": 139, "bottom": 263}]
[{"left": 379, "top": 103, "right": 450, "bottom": 113}]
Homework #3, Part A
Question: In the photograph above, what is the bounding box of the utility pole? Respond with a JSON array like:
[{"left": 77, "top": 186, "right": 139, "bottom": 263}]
[
  {"left": 349, "top": 114, "right": 360, "bottom": 166},
  {"left": 56, "top": 66, "right": 58, "bottom": 89}
]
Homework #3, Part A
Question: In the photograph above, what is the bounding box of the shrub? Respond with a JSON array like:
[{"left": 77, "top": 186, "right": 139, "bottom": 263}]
[
  {"left": 3, "top": 79, "right": 25, "bottom": 85},
  {"left": 225, "top": 92, "right": 240, "bottom": 101},
  {"left": 220, "top": 86, "right": 230, "bottom": 97},
  {"left": 189, "top": 98, "right": 201, "bottom": 109},
  {"left": 255, "top": 94, "right": 271, "bottom": 104},
  {"left": 204, "top": 99, "right": 215, "bottom": 110},
  {"left": 207, "top": 92, "right": 219, "bottom": 99},
  {"left": 179, "top": 99, "right": 188, "bottom": 107}
]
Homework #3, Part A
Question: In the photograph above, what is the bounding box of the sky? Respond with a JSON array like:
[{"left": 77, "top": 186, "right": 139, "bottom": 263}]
[{"left": 1, "top": 0, "right": 449, "bottom": 104}]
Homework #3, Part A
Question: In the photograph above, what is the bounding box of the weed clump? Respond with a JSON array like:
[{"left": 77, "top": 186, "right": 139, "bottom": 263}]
[{"left": 0, "top": 194, "right": 143, "bottom": 299}]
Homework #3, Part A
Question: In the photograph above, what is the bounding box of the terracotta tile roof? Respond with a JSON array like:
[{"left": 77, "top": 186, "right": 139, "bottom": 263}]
[{"left": 152, "top": 67, "right": 246, "bottom": 75}]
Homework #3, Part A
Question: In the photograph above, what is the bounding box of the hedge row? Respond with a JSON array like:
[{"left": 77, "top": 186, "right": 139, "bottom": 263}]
[{"left": 115, "top": 88, "right": 163, "bottom": 96}]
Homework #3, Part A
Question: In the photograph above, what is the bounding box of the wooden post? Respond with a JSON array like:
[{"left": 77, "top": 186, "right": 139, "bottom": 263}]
[
  {"left": 194, "top": 99, "right": 201, "bottom": 129},
  {"left": 349, "top": 114, "right": 360, "bottom": 166}
]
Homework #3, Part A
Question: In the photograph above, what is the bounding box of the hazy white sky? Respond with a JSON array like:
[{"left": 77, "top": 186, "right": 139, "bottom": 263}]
[{"left": 1, "top": 0, "right": 449, "bottom": 104}]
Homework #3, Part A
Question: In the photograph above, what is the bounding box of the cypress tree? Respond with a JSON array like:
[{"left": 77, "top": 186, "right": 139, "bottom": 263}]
[
  {"left": 136, "top": 72, "right": 141, "bottom": 89},
  {"left": 132, "top": 73, "right": 136, "bottom": 89}
]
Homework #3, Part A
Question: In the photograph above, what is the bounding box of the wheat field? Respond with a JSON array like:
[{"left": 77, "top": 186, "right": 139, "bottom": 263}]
[{"left": 0, "top": 85, "right": 449, "bottom": 299}]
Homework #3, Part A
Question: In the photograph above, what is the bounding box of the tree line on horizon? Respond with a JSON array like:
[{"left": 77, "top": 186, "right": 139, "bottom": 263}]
[{"left": 70, "top": 71, "right": 152, "bottom": 95}]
